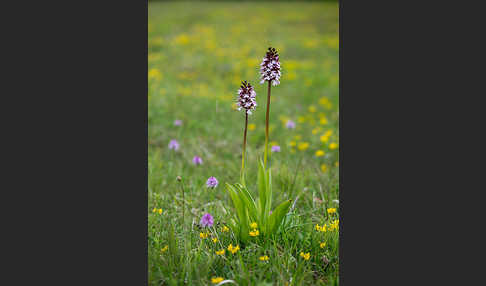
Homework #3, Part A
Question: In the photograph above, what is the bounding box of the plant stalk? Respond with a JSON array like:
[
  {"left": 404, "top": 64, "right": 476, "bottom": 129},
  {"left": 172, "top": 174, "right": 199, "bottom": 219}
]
[
  {"left": 241, "top": 112, "right": 248, "bottom": 184},
  {"left": 264, "top": 80, "right": 272, "bottom": 169}
]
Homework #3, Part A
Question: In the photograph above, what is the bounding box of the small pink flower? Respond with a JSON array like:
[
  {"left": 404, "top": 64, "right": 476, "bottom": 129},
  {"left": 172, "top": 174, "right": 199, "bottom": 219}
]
[
  {"left": 192, "top": 156, "right": 203, "bottom": 166},
  {"left": 271, "top": 145, "right": 281, "bottom": 152},
  {"left": 174, "top": 120, "right": 182, "bottom": 126},
  {"left": 200, "top": 213, "right": 214, "bottom": 227},
  {"left": 286, "top": 120, "right": 296, "bottom": 129},
  {"left": 206, "top": 177, "right": 218, "bottom": 188},
  {"left": 168, "top": 139, "right": 179, "bottom": 151}
]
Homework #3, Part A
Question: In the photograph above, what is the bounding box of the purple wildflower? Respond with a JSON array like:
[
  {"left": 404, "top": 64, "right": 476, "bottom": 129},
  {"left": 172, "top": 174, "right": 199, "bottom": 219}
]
[
  {"left": 271, "top": 145, "right": 281, "bottom": 152},
  {"left": 192, "top": 156, "right": 203, "bottom": 166},
  {"left": 200, "top": 213, "right": 214, "bottom": 228},
  {"left": 174, "top": 119, "right": 182, "bottom": 126},
  {"left": 260, "top": 47, "right": 281, "bottom": 86},
  {"left": 168, "top": 139, "right": 179, "bottom": 151},
  {"left": 206, "top": 176, "right": 218, "bottom": 188},
  {"left": 237, "top": 81, "right": 257, "bottom": 115},
  {"left": 286, "top": 120, "right": 296, "bottom": 129}
]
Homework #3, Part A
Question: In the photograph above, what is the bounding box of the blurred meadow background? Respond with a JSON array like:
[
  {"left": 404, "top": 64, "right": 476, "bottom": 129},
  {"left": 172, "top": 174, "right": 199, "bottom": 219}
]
[{"left": 149, "top": 1, "right": 339, "bottom": 285}]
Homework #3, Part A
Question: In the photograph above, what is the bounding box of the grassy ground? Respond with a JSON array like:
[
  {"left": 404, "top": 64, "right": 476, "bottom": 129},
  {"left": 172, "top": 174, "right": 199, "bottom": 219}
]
[{"left": 148, "top": 1, "right": 339, "bottom": 285}]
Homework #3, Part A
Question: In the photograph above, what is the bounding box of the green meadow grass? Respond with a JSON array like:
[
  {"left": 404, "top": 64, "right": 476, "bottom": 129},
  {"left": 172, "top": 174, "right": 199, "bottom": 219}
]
[{"left": 149, "top": 1, "right": 339, "bottom": 285}]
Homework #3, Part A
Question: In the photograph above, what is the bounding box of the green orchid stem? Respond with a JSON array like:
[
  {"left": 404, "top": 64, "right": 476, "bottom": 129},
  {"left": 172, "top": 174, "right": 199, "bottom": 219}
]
[
  {"left": 263, "top": 80, "right": 272, "bottom": 169},
  {"left": 241, "top": 112, "right": 248, "bottom": 185}
]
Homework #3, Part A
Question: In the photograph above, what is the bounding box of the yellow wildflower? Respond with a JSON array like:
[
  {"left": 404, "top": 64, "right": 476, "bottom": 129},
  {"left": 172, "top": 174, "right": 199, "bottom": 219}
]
[
  {"left": 215, "top": 249, "right": 225, "bottom": 255},
  {"left": 161, "top": 245, "right": 168, "bottom": 253},
  {"left": 319, "top": 117, "right": 328, "bottom": 125},
  {"left": 212, "top": 238, "right": 218, "bottom": 243},
  {"left": 200, "top": 232, "right": 209, "bottom": 239},
  {"left": 315, "top": 224, "right": 321, "bottom": 231},
  {"left": 249, "top": 229, "right": 260, "bottom": 237},
  {"left": 320, "top": 134, "right": 330, "bottom": 143},
  {"left": 289, "top": 141, "right": 297, "bottom": 147},
  {"left": 321, "top": 164, "right": 328, "bottom": 172},
  {"left": 327, "top": 208, "right": 337, "bottom": 214},
  {"left": 158, "top": 208, "right": 163, "bottom": 215},
  {"left": 222, "top": 226, "right": 229, "bottom": 232},
  {"left": 329, "top": 143, "right": 339, "bottom": 150},
  {"left": 315, "top": 150, "right": 325, "bottom": 157},
  {"left": 148, "top": 68, "right": 162, "bottom": 81},
  {"left": 248, "top": 124, "right": 256, "bottom": 131},
  {"left": 308, "top": 105, "right": 317, "bottom": 113},
  {"left": 320, "top": 242, "right": 326, "bottom": 249},
  {"left": 250, "top": 222, "right": 258, "bottom": 229},
  {"left": 319, "top": 97, "right": 330, "bottom": 106},
  {"left": 312, "top": 128, "right": 321, "bottom": 135},
  {"left": 298, "top": 116, "right": 306, "bottom": 123},
  {"left": 300, "top": 252, "right": 310, "bottom": 260},
  {"left": 173, "top": 34, "right": 190, "bottom": 45},
  {"left": 227, "top": 244, "right": 240, "bottom": 254},
  {"left": 152, "top": 207, "right": 157, "bottom": 213},
  {"left": 335, "top": 161, "right": 339, "bottom": 167},
  {"left": 297, "top": 142, "right": 309, "bottom": 151},
  {"left": 259, "top": 255, "right": 269, "bottom": 261},
  {"left": 211, "top": 277, "right": 224, "bottom": 284}
]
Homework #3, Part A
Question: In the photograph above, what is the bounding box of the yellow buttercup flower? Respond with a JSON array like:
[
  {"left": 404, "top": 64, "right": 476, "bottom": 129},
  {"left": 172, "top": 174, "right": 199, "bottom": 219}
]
[
  {"left": 161, "top": 245, "right": 168, "bottom": 253},
  {"left": 319, "top": 117, "right": 328, "bottom": 125},
  {"left": 312, "top": 128, "right": 322, "bottom": 135},
  {"left": 158, "top": 208, "right": 163, "bottom": 215},
  {"left": 297, "top": 142, "right": 309, "bottom": 151},
  {"left": 250, "top": 222, "right": 258, "bottom": 229},
  {"left": 289, "top": 141, "right": 297, "bottom": 147},
  {"left": 152, "top": 207, "right": 157, "bottom": 213},
  {"left": 227, "top": 244, "right": 240, "bottom": 254},
  {"left": 329, "top": 143, "right": 339, "bottom": 150},
  {"left": 211, "top": 277, "right": 224, "bottom": 284},
  {"left": 308, "top": 105, "right": 317, "bottom": 113},
  {"left": 215, "top": 249, "right": 225, "bottom": 255},
  {"left": 300, "top": 252, "right": 310, "bottom": 260},
  {"left": 200, "top": 232, "right": 209, "bottom": 239},
  {"left": 329, "top": 220, "right": 339, "bottom": 231},
  {"left": 259, "top": 255, "right": 269, "bottom": 261},
  {"left": 320, "top": 242, "right": 326, "bottom": 249},
  {"left": 248, "top": 123, "right": 256, "bottom": 131},
  {"left": 320, "top": 134, "right": 330, "bottom": 143},
  {"left": 222, "top": 226, "right": 229, "bottom": 232},
  {"left": 212, "top": 238, "right": 218, "bottom": 243},
  {"left": 148, "top": 68, "right": 162, "bottom": 81},
  {"left": 321, "top": 164, "right": 328, "bottom": 172},
  {"left": 327, "top": 208, "right": 337, "bottom": 214},
  {"left": 249, "top": 229, "right": 259, "bottom": 237},
  {"left": 315, "top": 150, "right": 325, "bottom": 157}
]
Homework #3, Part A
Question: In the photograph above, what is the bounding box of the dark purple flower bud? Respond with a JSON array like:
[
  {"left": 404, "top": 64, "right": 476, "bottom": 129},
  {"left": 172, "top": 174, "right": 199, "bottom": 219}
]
[
  {"left": 260, "top": 47, "right": 281, "bottom": 86},
  {"left": 206, "top": 176, "right": 218, "bottom": 188},
  {"left": 237, "top": 81, "right": 257, "bottom": 115},
  {"left": 200, "top": 213, "right": 214, "bottom": 228}
]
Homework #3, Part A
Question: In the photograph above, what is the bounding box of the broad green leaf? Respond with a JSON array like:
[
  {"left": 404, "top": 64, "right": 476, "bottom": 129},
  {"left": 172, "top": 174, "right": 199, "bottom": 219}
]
[
  {"left": 235, "top": 183, "right": 259, "bottom": 226},
  {"left": 267, "top": 199, "right": 292, "bottom": 235},
  {"left": 226, "top": 183, "right": 247, "bottom": 238}
]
